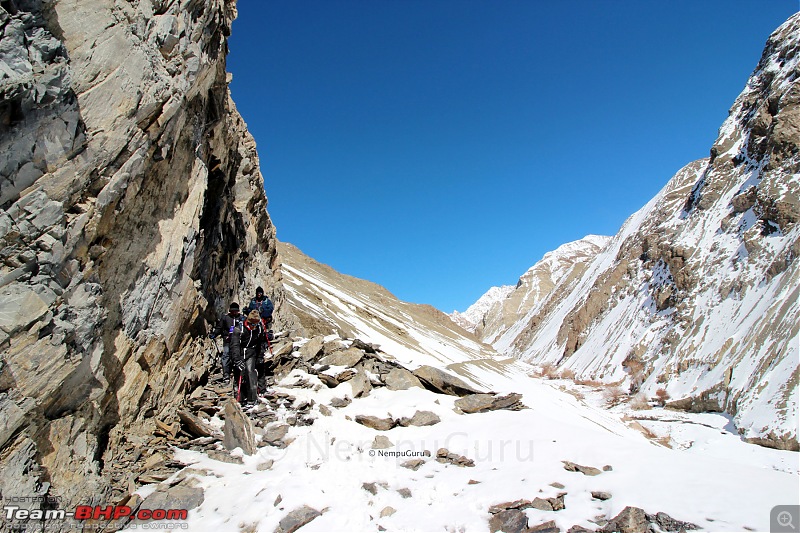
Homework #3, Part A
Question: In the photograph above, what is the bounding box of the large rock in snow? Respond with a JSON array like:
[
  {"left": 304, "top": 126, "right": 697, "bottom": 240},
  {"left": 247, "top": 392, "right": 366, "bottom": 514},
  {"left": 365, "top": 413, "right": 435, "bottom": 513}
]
[
  {"left": 412, "top": 365, "right": 482, "bottom": 396},
  {"left": 454, "top": 393, "right": 525, "bottom": 413},
  {"left": 383, "top": 367, "right": 424, "bottom": 390},
  {"left": 275, "top": 506, "right": 322, "bottom": 533},
  {"left": 223, "top": 400, "right": 257, "bottom": 455}
]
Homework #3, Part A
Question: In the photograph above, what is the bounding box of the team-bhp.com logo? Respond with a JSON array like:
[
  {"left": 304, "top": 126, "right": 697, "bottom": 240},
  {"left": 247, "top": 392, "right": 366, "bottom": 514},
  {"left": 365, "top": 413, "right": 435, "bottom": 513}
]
[
  {"left": 5, "top": 504, "right": 189, "bottom": 528},
  {"left": 74, "top": 506, "right": 188, "bottom": 521}
]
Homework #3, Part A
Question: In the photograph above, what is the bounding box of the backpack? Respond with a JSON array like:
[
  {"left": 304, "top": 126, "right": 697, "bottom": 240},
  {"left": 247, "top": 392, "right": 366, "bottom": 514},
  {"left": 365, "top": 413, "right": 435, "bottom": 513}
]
[{"left": 249, "top": 297, "right": 274, "bottom": 320}]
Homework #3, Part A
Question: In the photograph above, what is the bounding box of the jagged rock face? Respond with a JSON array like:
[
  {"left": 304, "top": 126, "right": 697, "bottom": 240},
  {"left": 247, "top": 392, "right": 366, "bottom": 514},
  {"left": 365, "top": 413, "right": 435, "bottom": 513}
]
[
  {"left": 490, "top": 15, "right": 800, "bottom": 450},
  {"left": 0, "top": 0, "right": 278, "bottom": 516},
  {"left": 451, "top": 235, "right": 610, "bottom": 345}
]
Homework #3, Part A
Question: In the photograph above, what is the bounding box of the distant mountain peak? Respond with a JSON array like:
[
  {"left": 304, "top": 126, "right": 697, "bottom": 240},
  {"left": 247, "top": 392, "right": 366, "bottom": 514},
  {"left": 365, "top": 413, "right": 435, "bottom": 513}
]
[
  {"left": 450, "top": 235, "right": 610, "bottom": 342},
  {"left": 455, "top": 15, "right": 800, "bottom": 451}
]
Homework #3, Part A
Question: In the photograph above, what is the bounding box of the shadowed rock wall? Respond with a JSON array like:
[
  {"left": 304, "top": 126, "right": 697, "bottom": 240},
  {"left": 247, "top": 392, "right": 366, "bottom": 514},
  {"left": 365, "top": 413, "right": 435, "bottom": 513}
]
[{"left": 0, "top": 0, "right": 282, "bottom": 519}]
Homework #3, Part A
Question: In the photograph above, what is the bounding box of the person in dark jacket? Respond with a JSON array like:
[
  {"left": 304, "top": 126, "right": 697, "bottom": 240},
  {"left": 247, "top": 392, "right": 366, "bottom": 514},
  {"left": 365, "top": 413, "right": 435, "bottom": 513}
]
[
  {"left": 246, "top": 286, "right": 274, "bottom": 328},
  {"left": 233, "top": 310, "right": 267, "bottom": 405},
  {"left": 210, "top": 302, "right": 243, "bottom": 381}
]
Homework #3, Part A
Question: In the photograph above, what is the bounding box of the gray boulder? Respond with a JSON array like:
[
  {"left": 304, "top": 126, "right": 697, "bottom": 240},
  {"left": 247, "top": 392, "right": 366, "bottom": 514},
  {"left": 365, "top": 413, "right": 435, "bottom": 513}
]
[
  {"left": 223, "top": 400, "right": 256, "bottom": 455},
  {"left": 489, "top": 509, "right": 528, "bottom": 533},
  {"left": 488, "top": 499, "right": 533, "bottom": 514},
  {"left": 598, "top": 506, "right": 649, "bottom": 533},
  {"left": 206, "top": 450, "right": 243, "bottom": 464},
  {"left": 330, "top": 397, "right": 351, "bottom": 408},
  {"left": 400, "top": 459, "right": 425, "bottom": 471},
  {"left": 274, "top": 505, "right": 322, "bottom": 533},
  {"left": 264, "top": 424, "right": 290, "bottom": 446},
  {"left": 299, "top": 336, "right": 325, "bottom": 362},
  {"left": 319, "top": 347, "right": 364, "bottom": 367},
  {"left": 562, "top": 460, "right": 602, "bottom": 476},
  {"left": 529, "top": 520, "right": 561, "bottom": 533},
  {"left": 412, "top": 365, "right": 482, "bottom": 396},
  {"left": 355, "top": 415, "right": 396, "bottom": 431},
  {"left": 397, "top": 410, "right": 440, "bottom": 427},
  {"left": 0, "top": 284, "right": 56, "bottom": 337},
  {"left": 436, "top": 448, "right": 474, "bottom": 467},
  {"left": 317, "top": 373, "right": 339, "bottom": 388},
  {"left": 335, "top": 369, "right": 357, "bottom": 383},
  {"left": 383, "top": 367, "right": 423, "bottom": 390},
  {"left": 648, "top": 511, "right": 700, "bottom": 532},
  {"left": 372, "top": 435, "right": 394, "bottom": 449},
  {"left": 271, "top": 341, "right": 294, "bottom": 358},
  {"left": 454, "top": 393, "right": 525, "bottom": 414},
  {"left": 322, "top": 338, "right": 346, "bottom": 354},
  {"left": 531, "top": 492, "right": 566, "bottom": 511},
  {"left": 350, "top": 338, "right": 379, "bottom": 353},
  {"left": 177, "top": 410, "right": 215, "bottom": 438},
  {"left": 362, "top": 482, "right": 379, "bottom": 495},
  {"left": 349, "top": 371, "right": 372, "bottom": 398},
  {"left": 137, "top": 484, "right": 204, "bottom": 520},
  {"left": 598, "top": 507, "right": 700, "bottom": 533}
]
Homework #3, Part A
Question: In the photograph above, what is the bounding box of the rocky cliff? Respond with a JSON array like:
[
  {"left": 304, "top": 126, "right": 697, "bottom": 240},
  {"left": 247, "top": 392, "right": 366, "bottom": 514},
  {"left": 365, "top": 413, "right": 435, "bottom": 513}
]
[
  {"left": 0, "top": 0, "right": 281, "bottom": 519},
  {"left": 468, "top": 14, "right": 800, "bottom": 450}
]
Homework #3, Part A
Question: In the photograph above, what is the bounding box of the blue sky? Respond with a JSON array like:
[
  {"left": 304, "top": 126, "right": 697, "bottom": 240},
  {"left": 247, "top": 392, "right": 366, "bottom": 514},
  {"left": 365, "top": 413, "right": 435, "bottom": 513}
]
[{"left": 228, "top": 1, "right": 797, "bottom": 313}]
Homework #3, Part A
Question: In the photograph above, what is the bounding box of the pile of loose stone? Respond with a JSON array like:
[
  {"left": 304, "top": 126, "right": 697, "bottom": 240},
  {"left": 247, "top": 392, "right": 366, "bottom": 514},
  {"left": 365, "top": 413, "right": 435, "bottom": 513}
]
[
  {"left": 105, "top": 334, "right": 701, "bottom": 533},
  {"left": 487, "top": 460, "right": 699, "bottom": 533},
  {"left": 98, "top": 335, "right": 697, "bottom": 533},
  {"left": 102, "top": 333, "right": 529, "bottom": 532}
]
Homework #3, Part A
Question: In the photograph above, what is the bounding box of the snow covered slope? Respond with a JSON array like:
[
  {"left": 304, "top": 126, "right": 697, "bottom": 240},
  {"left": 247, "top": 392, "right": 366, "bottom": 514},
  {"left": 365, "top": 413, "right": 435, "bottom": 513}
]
[
  {"left": 452, "top": 236, "right": 610, "bottom": 344},
  {"left": 163, "top": 360, "right": 799, "bottom": 533},
  {"left": 484, "top": 15, "right": 800, "bottom": 451},
  {"left": 276, "top": 242, "right": 524, "bottom": 389},
  {"left": 451, "top": 285, "right": 515, "bottom": 332}
]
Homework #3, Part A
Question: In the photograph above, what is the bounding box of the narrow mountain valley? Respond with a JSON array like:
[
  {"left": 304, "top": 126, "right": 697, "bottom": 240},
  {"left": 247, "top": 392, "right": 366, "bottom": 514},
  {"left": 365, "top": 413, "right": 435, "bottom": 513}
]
[{"left": 0, "top": 1, "right": 797, "bottom": 532}]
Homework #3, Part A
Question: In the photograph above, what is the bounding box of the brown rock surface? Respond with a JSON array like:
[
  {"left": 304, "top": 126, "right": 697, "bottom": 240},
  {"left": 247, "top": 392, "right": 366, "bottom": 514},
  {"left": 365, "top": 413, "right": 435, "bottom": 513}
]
[{"left": 0, "top": 0, "right": 287, "bottom": 515}]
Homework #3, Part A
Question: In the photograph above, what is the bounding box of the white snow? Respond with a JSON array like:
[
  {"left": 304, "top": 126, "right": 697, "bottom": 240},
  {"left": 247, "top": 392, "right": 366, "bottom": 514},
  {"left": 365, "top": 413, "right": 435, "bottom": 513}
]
[
  {"left": 281, "top": 262, "right": 506, "bottom": 382},
  {"left": 139, "top": 362, "right": 799, "bottom": 532},
  {"left": 451, "top": 285, "right": 515, "bottom": 331}
]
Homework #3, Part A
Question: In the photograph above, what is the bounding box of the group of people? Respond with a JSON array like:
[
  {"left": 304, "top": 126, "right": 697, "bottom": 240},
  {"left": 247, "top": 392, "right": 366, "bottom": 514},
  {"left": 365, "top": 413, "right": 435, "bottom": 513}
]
[{"left": 210, "top": 286, "right": 275, "bottom": 405}]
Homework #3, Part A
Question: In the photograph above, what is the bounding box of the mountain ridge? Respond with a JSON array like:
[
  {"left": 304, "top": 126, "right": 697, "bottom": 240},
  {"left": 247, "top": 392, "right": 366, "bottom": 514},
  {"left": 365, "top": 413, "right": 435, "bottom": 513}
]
[
  {"left": 275, "top": 240, "right": 526, "bottom": 391},
  {"left": 452, "top": 235, "right": 611, "bottom": 344},
  {"left": 456, "top": 14, "right": 800, "bottom": 450}
]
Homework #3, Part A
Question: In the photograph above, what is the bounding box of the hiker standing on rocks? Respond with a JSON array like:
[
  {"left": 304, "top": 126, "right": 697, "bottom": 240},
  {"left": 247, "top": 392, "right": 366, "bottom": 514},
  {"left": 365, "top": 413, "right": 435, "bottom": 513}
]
[
  {"left": 247, "top": 286, "right": 276, "bottom": 384},
  {"left": 210, "top": 302, "right": 244, "bottom": 382},
  {"left": 235, "top": 310, "right": 267, "bottom": 406},
  {"left": 246, "top": 286, "right": 274, "bottom": 332}
]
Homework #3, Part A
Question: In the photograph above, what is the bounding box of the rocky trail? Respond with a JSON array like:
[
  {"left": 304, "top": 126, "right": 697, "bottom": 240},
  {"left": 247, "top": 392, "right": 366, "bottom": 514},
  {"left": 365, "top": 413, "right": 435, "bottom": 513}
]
[
  {"left": 95, "top": 332, "right": 797, "bottom": 533},
  {"left": 105, "top": 332, "right": 528, "bottom": 531}
]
